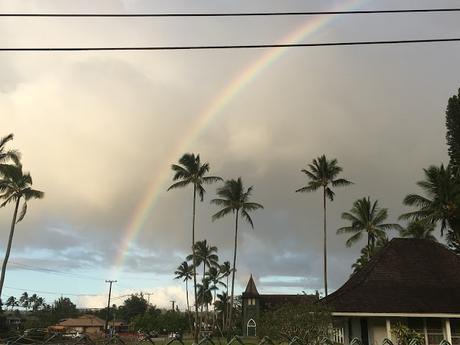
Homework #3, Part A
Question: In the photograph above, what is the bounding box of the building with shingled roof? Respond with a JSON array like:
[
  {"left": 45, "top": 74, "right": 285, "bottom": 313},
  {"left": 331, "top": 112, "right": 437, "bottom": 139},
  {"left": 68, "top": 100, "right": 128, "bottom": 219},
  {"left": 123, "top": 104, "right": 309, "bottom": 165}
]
[
  {"left": 242, "top": 238, "right": 460, "bottom": 344},
  {"left": 322, "top": 238, "right": 460, "bottom": 345}
]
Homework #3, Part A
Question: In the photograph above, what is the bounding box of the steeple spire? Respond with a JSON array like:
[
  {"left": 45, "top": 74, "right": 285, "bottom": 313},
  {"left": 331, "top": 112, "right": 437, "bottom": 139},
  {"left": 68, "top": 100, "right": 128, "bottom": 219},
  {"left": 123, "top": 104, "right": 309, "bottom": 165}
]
[{"left": 243, "top": 274, "right": 259, "bottom": 297}]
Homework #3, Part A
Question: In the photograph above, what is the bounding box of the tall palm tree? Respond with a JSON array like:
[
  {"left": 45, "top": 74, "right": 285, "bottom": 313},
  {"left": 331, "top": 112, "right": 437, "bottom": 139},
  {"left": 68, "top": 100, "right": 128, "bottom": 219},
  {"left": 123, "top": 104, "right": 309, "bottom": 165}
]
[
  {"left": 174, "top": 261, "right": 194, "bottom": 332},
  {"left": 0, "top": 134, "right": 20, "bottom": 166},
  {"left": 206, "top": 266, "right": 226, "bottom": 328},
  {"left": 400, "top": 220, "right": 437, "bottom": 241},
  {"left": 296, "top": 154, "right": 352, "bottom": 296},
  {"left": 219, "top": 261, "right": 232, "bottom": 328},
  {"left": 337, "top": 197, "right": 402, "bottom": 252},
  {"left": 0, "top": 164, "right": 44, "bottom": 298},
  {"left": 211, "top": 178, "right": 263, "bottom": 333},
  {"left": 168, "top": 153, "right": 221, "bottom": 342},
  {"left": 400, "top": 164, "right": 460, "bottom": 236}
]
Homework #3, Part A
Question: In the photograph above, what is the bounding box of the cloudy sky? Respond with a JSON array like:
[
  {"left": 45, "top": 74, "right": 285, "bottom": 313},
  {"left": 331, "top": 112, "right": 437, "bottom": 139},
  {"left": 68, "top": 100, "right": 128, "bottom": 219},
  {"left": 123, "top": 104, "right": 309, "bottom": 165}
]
[{"left": 0, "top": 0, "right": 459, "bottom": 309}]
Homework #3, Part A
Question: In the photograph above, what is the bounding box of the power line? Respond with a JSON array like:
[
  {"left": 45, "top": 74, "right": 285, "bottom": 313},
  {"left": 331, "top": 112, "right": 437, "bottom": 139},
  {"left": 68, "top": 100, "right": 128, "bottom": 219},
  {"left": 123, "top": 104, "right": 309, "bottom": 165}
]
[
  {"left": 3, "top": 285, "right": 102, "bottom": 297},
  {"left": 1, "top": 37, "right": 460, "bottom": 52},
  {"left": 1, "top": 8, "right": 460, "bottom": 17},
  {"left": 7, "top": 260, "right": 156, "bottom": 282},
  {"left": 3, "top": 285, "right": 130, "bottom": 300}
]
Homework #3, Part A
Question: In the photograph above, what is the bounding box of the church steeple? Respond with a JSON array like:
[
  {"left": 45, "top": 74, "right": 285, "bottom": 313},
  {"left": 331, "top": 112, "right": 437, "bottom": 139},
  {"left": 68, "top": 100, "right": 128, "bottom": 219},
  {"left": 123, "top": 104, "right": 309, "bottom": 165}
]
[{"left": 243, "top": 274, "right": 259, "bottom": 297}]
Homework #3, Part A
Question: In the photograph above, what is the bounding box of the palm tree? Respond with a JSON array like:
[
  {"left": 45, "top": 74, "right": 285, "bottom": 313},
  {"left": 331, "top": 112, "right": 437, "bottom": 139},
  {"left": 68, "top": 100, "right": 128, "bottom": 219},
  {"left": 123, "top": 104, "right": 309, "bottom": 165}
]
[
  {"left": 167, "top": 153, "right": 221, "bottom": 342},
  {"left": 0, "top": 164, "right": 44, "bottom": 298},
  {"left": 351, "top": 237, "right": 388, "bottom": 273},
  {"left": 337, "top": 197, "right": 402, "bottom": 252},
  {"left": 0, "top": 134, "right": 20, "bottom": 166},
  {"left": 174, "top": 261, "right": 194, "bottom": 332},
  {"left": 29, "top": 293, "right": 39, "bottom": 311},
  {"left": 19, "top": 292, "right": 29, "bottom": 311},
  {"left": 206, "top": 266, "right": 226, "bottom": 328},
  {"left": 211, "top": 178, "right": 263, "bottom": 333},
  {"left": 400, "top": 164, "right": 460, "bottom": 236},
  {"left": 214, "top": 292, "right": 230, "bottom": 331},
  {"left": 400, "top": 220, "right": 437, "bottom": 241},
  {"left": 219, "top": 261, "right": 232, "bottom": 329},
  {"left": 296, "top": 154, "right": 352, "bottom": 296},
  {"left": 5, "top": 296, "right": 17, "bottom": 311},
  {"left": 196, "top": 278, "right": 215, "bottom": 330},
  {"left": 188, "top": 240, "right": 219, "bottom": 281}
]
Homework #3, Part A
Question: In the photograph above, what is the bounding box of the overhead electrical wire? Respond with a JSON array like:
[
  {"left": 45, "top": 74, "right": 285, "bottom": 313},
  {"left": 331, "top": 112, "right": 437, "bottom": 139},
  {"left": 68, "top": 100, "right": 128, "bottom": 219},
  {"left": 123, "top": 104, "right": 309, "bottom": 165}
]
[
  {"left": 1, "top": 37, "right": 460, "bottom": 52},
  {"left": 0, "top": 8, "right": 460, "bottom": 17}
]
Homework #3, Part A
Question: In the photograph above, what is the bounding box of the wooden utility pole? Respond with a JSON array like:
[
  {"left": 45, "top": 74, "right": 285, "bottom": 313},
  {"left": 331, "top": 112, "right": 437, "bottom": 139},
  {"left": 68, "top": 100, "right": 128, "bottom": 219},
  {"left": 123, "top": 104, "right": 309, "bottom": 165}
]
[
  {"left": 145, "top": 292, "right": 153, "bottom": 307},
  {"left": 104, "top": 280, "right": 117, "bottom": 334}
]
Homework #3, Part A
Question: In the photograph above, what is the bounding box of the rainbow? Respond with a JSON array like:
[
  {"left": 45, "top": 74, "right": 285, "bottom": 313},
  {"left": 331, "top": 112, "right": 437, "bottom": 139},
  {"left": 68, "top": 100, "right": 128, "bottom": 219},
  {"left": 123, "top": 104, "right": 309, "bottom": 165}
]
[{"left": 111, "top": 0, "right": 367, "bottom": 276}]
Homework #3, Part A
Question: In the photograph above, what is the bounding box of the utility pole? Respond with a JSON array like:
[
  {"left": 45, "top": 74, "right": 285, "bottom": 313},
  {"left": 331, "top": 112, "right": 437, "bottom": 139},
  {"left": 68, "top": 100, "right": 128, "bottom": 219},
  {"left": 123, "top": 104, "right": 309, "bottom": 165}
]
[
  {"left": 144, "top": 292, "right": 153, "bottom": 307},
  {"left": 105, "top": 280, "right": 117, "bottom": 334}
]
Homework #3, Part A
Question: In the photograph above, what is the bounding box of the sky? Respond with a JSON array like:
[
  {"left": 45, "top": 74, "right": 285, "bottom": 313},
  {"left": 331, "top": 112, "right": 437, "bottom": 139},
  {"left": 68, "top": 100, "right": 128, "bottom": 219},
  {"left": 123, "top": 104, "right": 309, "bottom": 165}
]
[{"left": 0, "top": 0, "right": 459, "bottom": 309}]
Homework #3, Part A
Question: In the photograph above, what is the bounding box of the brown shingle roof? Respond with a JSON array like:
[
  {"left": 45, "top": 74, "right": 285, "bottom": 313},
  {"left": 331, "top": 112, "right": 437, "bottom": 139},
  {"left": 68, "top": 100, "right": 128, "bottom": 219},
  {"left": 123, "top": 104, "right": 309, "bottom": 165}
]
[
  {"left": 322, "top": 238, "right": 460, "bottom": 314},
  {"left": 58, "top": 315, "right": 105, "bottom": 327}
]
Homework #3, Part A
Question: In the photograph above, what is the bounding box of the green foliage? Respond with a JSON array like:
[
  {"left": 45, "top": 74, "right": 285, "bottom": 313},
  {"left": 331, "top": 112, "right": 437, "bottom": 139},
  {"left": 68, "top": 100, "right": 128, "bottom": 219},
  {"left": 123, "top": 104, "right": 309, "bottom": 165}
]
[
  {"left": 391, "top": 323, "right": 425, "bottom": 345},
  {"left": 130, "top": 309, "right": 188, "bottom": 333},
  {"left": 118, "top": 293, "right": 149, "bottom": 323},
  {"left": 52, "top": 297, "right": 78, "bottom": 320},
  {"left": 338, "top": 197, "right": 401, "bottom": 248},
  {"left": 351, "top": 237, "right": 388, "bottom": 274},
  {"left": 400, "top": 220, "right": 437, "bottom": 241},
  {"left": 446, "top": 88, "right": 460, "bottom": 169},
  {"left": 258, "top": 303, "right": 331, "bottom": 344}
]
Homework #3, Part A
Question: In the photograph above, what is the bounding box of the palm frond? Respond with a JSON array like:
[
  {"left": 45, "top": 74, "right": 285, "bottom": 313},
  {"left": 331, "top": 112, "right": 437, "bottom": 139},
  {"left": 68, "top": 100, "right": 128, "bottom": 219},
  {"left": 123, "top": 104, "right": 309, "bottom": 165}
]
[
  {"left": 167, "top": 179, "right": 191, "bottom": 191},
  {"left": 241, "top": 210, "right": 254, "bottom": 229},
  {"left": 332, "top": 178, "right": 353, "bottom": 187},
  {"left": 212, "top": 207, "right": 233, "bottom": 221},
  {"left": 16, "top": 201, "right": 27, "bottom": 223}
]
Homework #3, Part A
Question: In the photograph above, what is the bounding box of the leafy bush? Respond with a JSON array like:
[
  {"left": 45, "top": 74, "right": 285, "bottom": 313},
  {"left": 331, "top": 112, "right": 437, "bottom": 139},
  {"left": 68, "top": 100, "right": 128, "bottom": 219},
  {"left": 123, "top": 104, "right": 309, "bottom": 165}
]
[
  {"left": 258, "top": 302, "right": 331, "bottom": 344},
  {"left": 392, "top": 323, "right": 424, "bottom": 345}
]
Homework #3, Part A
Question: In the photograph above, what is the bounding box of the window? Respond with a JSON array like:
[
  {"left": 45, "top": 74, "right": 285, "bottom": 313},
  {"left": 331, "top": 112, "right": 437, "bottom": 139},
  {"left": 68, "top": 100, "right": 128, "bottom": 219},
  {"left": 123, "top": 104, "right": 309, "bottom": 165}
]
[
  {"left": 426, "top": 318, "right": 443, "bottom": 345},
  {"left": 247, "top": 319, "right": 256, "bottom": 337},
  {"left": 247, "top": 298, "right": 256, "bottom": 306}
]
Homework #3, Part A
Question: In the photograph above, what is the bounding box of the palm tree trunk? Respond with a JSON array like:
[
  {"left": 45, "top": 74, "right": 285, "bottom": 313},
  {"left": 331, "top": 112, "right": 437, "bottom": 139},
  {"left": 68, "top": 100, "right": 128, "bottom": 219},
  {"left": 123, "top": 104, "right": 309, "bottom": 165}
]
[
  {"left": 225, "top": 276, "right": 229, "bottom": 331},
  {"left": 228, "top": 210, "right": 239, "bottom": 334},
  {"left": 192, "top": 185, "right": 199, "bottom": 343},
  {"left": 0, "top": 198, "right": 20, "bottom": 299},
  {"left": 323, "top": 187, "right": 328, "bottom": 296},
  {"left": 186, "top": 279, "right": 193, "bottom": 334}
]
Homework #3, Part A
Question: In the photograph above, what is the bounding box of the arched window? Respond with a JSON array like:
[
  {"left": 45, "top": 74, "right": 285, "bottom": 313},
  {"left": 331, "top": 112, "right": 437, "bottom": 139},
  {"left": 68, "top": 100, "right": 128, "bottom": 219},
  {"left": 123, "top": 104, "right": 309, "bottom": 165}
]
[{"left": 247, "top": 319, "right": 256, "bottom": 337}]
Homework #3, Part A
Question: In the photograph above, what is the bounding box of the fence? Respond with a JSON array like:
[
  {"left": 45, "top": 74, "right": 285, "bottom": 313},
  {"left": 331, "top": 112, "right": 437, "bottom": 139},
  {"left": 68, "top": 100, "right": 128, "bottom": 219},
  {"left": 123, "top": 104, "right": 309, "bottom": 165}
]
[{"left": 0, "top": 331, "right": 454, "bottom": 345}]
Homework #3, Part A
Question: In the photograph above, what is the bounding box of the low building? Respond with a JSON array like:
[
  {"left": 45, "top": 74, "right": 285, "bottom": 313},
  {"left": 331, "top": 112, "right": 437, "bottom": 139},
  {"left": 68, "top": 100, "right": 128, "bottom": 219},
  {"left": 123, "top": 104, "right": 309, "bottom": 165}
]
[
  {"left": 322, "top": 238, "right": 460, "bottom": 345},
  {"left": 49, "top": 315, "right": 128, "bottom": 335}
]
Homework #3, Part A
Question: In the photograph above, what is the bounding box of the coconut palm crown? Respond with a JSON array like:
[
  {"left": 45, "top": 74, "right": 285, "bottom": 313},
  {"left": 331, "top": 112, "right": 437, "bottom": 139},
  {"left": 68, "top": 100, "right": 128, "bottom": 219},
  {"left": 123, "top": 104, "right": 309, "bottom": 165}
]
[
  {"left": 399, "top": 164, "right": 460, "bottom": 236},
  {"left": 0, "top": 134, "right": 20, "bottom": 166},
  {"left": 337, "top": 197, "right": 402, "bottom": 249},
  {"left": 400, "top": 220, "right": 437, "bottom": 241}
]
